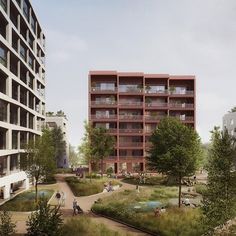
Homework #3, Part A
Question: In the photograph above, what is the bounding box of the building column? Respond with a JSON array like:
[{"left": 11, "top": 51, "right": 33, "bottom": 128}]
[
  {"left": 3, "top": 184, "right": 10, "bottom": 199},
  {"left": 6, "top": 155, "right": 10, "bottom": 176}
]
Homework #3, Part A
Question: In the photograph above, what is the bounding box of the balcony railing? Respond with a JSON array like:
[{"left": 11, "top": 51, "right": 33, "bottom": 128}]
[
  {"left": 119, "top": 101, "right": 142, "bottom": 106},
  {"left": 171, "top": 116, "right": 194, "bottom": 121},
  {"left": 119, "top": 129, "right": 143, "bottom": 134},
  {"left": 145, "top": 115, "right": 167, "bottom": 121},
  {"left": 119, "top": 115, "right": 143, "bottom": 120},
  {"left": 91, "top": 114, "right": 117, "bottom": 120},
  {"left": 106, "top": 128, "right": 117, "bottom": 133},
  {"left": 145, "top": 89, "right": 168, "bottom": 95},
  {"left": 145, "top": 102, "right": 168, "bottom": 108},
  {"left": 119, "top": 156, "right": 143, "bottom": 160},
  {"left": 91, "top": 87, "right": 117, "bottom": 92},
  {"left": 169, "top": 103, "right": 194, "bottom": 109},
  {"left": 119, "top": 142, "right": 143, "bottom": 147},
  {"left": 169, "top": 90, "right": 194, "bottom": 95},
  {"left": 91, "top": 101, "right": 117, "bottom": 106},
  {"left": 119, "top": 88, "right": 143, "bottom": 93}
]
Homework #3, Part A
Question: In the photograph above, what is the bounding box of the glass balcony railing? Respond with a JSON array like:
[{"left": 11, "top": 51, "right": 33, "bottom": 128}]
[
  {"left": 145, "top": 102, "right": 168, "bottom": 108},
  {"left": 119, "top": 129, "right": 143, "bottom": 134},
  {"left": 145, "top": 115, "right": 167, "bottom": 121},
  {"left": 119, "top": 101, "right": 142, "bottom": 106}
]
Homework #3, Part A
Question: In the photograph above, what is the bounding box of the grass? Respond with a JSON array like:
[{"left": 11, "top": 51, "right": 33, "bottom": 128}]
[
  {"left": 65, "top": 176, "right": 121, "bottom": 196},
  {"left": 61, "top": 216, "right": 130, "bottom": 236},
  {"left": 0, "top": 189, "right": 54, "bottom": 212},
  {"left": 92, "top": 188, "right": 205, "bottom": 236},
  {"left": 122, "top": 176, "right": 164, "bottom": 186}
]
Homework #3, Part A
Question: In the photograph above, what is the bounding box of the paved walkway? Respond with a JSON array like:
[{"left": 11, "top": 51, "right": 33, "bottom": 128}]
[{"left": 55, "top": 174, "right": 148, "bottom": 235}]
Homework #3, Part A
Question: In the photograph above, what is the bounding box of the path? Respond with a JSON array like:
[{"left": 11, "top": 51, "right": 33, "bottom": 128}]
[{"left": 55, "top": 174, "right": 148, "bottom": 236}]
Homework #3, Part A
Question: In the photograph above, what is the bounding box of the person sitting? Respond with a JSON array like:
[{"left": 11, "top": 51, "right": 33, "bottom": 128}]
[
  {"left": 182, "top": 198, "right": 191, "bottom": 206},
  {"left": 160, "top": 207, "right": 166, "bottom": 213}
]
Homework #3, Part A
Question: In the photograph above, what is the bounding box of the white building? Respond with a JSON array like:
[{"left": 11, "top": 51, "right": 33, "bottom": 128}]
[
  {"left": 0, "top": 0, "right": 46, "bottom": 199},
  {"left": 46, "top": 113, "right": 69, "bottom": 168},
  {"left": 223, "top": 111, "right": 236, "bottom": 137}
]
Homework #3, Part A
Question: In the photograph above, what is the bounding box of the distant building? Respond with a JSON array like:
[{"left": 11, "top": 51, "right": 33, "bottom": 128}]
[
  {"left": 46, "top": 112, "right": 69, "bottom": 168},
  {"left": 0, "top": 0, "right": 46, "bottom": 199},
  {"left": 223, "top": 111, "right": 236, "bottom": 136},
  {"left": 89, "top": 71, "right": 196, "bottom": 173}
]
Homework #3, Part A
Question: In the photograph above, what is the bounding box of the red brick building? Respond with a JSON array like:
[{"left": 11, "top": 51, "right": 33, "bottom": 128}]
[{"left": 89, "top": 71, "right": 195, "bottom": 173}]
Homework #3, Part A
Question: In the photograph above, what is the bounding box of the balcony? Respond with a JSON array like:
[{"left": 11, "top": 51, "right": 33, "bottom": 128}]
[
  {"left": 119, "top": 129, "right": 143, "bottom": 134},
  {"left": 119, "top": 115, "right": 143, "bottom": 121},
  {"left": 169, "top": 103, "right": 194, "bottom": 109},
  {"left": 119, "top": 85, "right": 143, "bottom": 94},
  {"left": 119, "top": 101, "right": 143, "bottom": 107},
  {"left": 171, "top": 116, "right": 194, "bottom": 122},
  {"left": 169, "top": 90, "right": 194, "bottom": 96},
  {"left": 91, "top": 114, "right": 117, "bottom": 120},
  {"left": 106, "top": 128, "right": 117, "bottom": 134},
  {"left": 119, "top": 142, "right": 143, "bottom": 147},
  {"left": 145, "top": 115, "right": 167, "bottom": 122},
  {"left": 119, "top": 156, "right": 143, "bottom": 161},
  {"left": 145, "top": 102, "right": 168, "bottom": 109},
  {"left": 91, "top": 101, "right": 117, "bottom": 107},
  {"left": 91, "top": 87, "right": 117, "bottom": 93},
  {"left": 145, "top": 89, "right": 168, "bottom": 95}
]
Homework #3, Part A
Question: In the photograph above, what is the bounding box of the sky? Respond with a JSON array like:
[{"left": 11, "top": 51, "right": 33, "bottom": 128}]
[{"left": 32, "top": 0, "right": 236, "bottom": 147}]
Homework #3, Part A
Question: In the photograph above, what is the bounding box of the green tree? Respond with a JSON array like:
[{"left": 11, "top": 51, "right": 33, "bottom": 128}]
[
  {"left": 0, "top": 211, "right": 16, "bottom": 236},
  {"left": 90, "top": 127, "right": 115, "bottom": 177},
  {"left": 147, "top": 117, "right": 201, "bottom": 207},
  {"left": 21, "top": 129, "right": 56, "bottom": 202},
  {"left": 26, "top": 198, "right": 63, "bottom": 236},
  {"left": 69, "top": 144, "right": 79, "bottom": 168},
  {"left": 202, "top": 127, "right": 236, "bottom": 231},
  {"left": 51, "top": 126, "right": 66, "bottom": 168}
]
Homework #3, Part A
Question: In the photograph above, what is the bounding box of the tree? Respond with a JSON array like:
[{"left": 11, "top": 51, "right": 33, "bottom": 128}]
[
  {"left": 90, "top": 127, "right": 115, "bottom": 177},
  {"left": 202, "top": 127, "right": 236, "bottom": 230},
  {"left": 51, "top": 126, "right": 66, "bottom": 168},
  {"left": 26, "top": 198, "right": 63, "bottom": 236},
  {"left": 21, "top": 129, "right": 56, "bottom": 202},
  {"left": 79, "top": 122, "right": 115, "bottom": 177},
  {"left": 68, "top": 144, "right": 79, "bottom": 168},
  {"left": 147, "top": 117, "right": 201, "bottom": 207},
  {"left": 0, "top": 211, "right": 16, "bottom": 236},
  {"left": 229, "top": 107, "right": 236, "bottom": 113}
]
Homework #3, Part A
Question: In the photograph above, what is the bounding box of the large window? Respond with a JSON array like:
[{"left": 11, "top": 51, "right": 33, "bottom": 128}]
[
  {"left": 28, "top": 55, "right": 33, "bottom": 69},
  {"left": 0, "top": 46, "right": 7, "bottom": 67},
  {"left": 23, "top": 0, "right": 29, "bottom": 21},
  {"left": 0, "top": 0, "right": 7, "bottom": 13},
  {"left": 20, "top": 44, "right": 26, "bottom": 61},
  {"left": 30, "top": 15, "right": 36, "bottom": 33},
  {"left": 0, "top": 99, "right": 7, "bottom": 122}
]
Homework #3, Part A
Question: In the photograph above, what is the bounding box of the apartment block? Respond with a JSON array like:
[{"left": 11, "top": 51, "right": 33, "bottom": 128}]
[
  {"left": 46, "top": 112, "right": 69, "bottom": 168},
  {"left": 0, "top": 0, "right": 46, "bottom": 199},
  {"left": 223, "top": 111, "right": 236, "bottom": 137},
  {"left": 89, "top": 71, "right": 195, "bottom": 173}
]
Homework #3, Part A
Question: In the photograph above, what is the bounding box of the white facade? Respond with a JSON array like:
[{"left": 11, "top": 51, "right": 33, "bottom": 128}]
[
  {"left": 223, "top": 112, "right": 236, "bottom": 137},
  {"left": 46, "top": 115, "right": 69, "bottom": 168},
  {"left": 0, "top": 0, "right": 45, "bottom": 199}
]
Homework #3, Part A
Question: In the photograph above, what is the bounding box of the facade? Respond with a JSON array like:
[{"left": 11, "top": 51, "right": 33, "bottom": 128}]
[
  {"left": 89, "top": 71, "right": 196, "bottom": 173},
  {"left": 0, "top": 0, "right": 46, "bottom": 199},
  {"left": 223, "top": 111, "right": 236, "bottom": 137},
  {"left": 46, "top": 113, "right": 69, "bottom": 168}
]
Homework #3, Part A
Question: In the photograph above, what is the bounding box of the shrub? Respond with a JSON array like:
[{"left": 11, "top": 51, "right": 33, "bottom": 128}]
[
  {"left": 26, "top": 198, "right": 63, "bottom": 236},
  {"left": 61, "top": 217, "right": 122, "bottom": 236},
  {"left": 0, "top": 211, "right": 16, "bottom": 236},
  {"left": 194, "top": 183, "right": 207, "bottom": 195},
  {"left": 56, "top": 168, "right": 73, "bottom": 174}
]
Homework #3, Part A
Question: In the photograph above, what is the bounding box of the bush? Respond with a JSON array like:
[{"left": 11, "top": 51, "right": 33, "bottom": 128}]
[
  {"left": 41, "top": 175, "right": 57, "bottom": 184},
  {"left": 56, "top": 168, "right": 73, "bottom": 174},
  {"left": 194, "top": 183, "right": 207, "bottom": 195},
  {"left": 122, "top": 176, "right": 164, "bottom": 186},
  {"left": 26, "top": 198, "right": 63, "bottom": 236},
  {"left": 85, "top": 173, "right": 101, "bottom": 179},
  {"left": 0, "top": 190, "right": 54, "bottom": 212},
  {"left": 0, "top": 211, "right": 16, "bottom": 236},
  {"left": 61, "top": 217, "right": 123, "bottom": 236}
]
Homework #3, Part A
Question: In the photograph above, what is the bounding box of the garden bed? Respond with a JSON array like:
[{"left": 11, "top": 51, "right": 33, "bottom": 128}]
[
  {"left": 65, "top": 176, "right": 121, "bottom": 196},
  {"left": 92, "top": 188, "right": 205, "bottom": 236},
  {"left": 0, "top": 189, "right": 54, "bottom": 212}
]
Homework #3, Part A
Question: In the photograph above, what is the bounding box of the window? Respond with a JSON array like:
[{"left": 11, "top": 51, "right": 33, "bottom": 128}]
[
  {"left": 0, "top": 46, "right": 6, "bottom": 67},
  {"left": 16, "top": 0, "right": 21, "bottom": 7},
  {"left": 0, "top": 0, "right": 7, "bottom": 13},
  {"left": 0, "top": 100, "right": 7, "bottom": 122},
  {"left": 28, "top": 55, "right": 33, "bottom": 69},
  {"left": 23, "top": 0, "right": 29, "bottom": 21},
  {"left": 230, "top": 119, "right": 234, "bottom": 125},
  {"left": 30, "top": 15, "right": 36, "bottom": 33},
  {"left": 20, "top": 44, "right": 26, "bottom": 61}
]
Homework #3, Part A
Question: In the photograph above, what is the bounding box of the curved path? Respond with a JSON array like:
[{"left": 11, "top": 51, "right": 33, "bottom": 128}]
[{"left": 55, "top": 174, "right": 149, "bottom": 236}]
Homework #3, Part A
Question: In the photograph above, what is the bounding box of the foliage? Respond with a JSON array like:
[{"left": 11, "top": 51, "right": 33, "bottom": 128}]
[
  {"left": 92, "top": 189, "right": 204, "bottom": 236},
  {"left": 61, "top": 216, "right": 124, "bottom": 236},
  {"left": 26, "top": 198, "right": 63, "bottom": 236},
  {"left": 0, "top": 211, "right": 16, "bottom": 236},
  {"left": 68, "top": 145, "right": 79, "bottom": 168},
  {"left": 229, "top": 107, "right": 236, "bottom": 113},
  {"left": 122, "top": 176, "right": 164, "bottom": 186},
  {"left": 0, "top": 190, "right": 54, "bottom": 212},
  {"left": 65, "top": 177, "right": 120, "bottom": 196},
  {"left": 147, "top": 117, "right": 202, "bottom": 207},
  {"left": 51, "top": 126, "right": 66, "bottom": 168},
  {"left": 21, "top": 129, "right": 56, "bottom": 202},
  {"left": 202, "top": 127, "right": 236, "bottom": 231},
  {"left": 194, "top": 183, "right": 207, "bottom": 195},
  {"left": 55, "top": 168, "right": 73, "bottom": 174},
  {"left": 196, "top": 143, "right": 210, "bottom": 170},
  {"left": 79, "top": 121, "right": 115, "bottom": 177},
  {"left": 106, "top": 167, "right": 114, "bottom": 175}
]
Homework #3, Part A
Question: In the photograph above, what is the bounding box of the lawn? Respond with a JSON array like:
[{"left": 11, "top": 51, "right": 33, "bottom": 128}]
[
  {"left": 65, "top": 176, "right": 121, "bottom": 196},
  {"left": 0, "top": 189, "right": 54, "bottom": 212},
  {"left": 92, "top": 187, "right": 205, "bottom": 236}
]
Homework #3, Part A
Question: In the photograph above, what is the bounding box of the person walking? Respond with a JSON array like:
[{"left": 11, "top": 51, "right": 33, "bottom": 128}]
[
  {"left": 55, "top": 191, "right": 61, "bottom": 206},
  {"left": 73, "top": 198, "right": 77, "bottom": 216}
]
